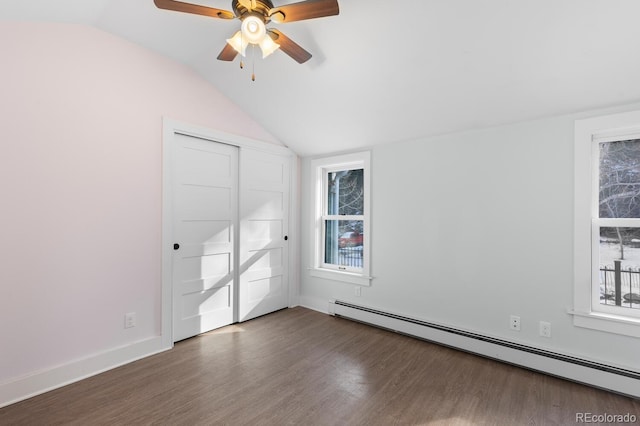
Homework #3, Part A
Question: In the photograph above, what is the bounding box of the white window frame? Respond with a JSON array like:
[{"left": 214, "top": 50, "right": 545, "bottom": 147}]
[
  {"left": 310, "top": 151, "right": 371, "bottom": 286},
  {"left": 574, "top": 111, "right": 640, "bottom": 338}
]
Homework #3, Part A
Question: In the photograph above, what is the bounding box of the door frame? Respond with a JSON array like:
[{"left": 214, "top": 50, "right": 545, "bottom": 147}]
[{"left": 161, "top": 118, "right": 298, "bottom": 348}]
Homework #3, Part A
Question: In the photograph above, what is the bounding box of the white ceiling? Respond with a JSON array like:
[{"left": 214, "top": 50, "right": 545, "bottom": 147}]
[{"left": 4, "top": 0, "right": 640, "bottom": 156}]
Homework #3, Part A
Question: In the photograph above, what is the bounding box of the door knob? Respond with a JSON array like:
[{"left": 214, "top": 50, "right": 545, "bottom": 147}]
[
  {"left": 173, "top": 243, "right": 180, "bottom": 250},
  {"left": 284, "top": 236, "right": 288, "bottom": 241}
]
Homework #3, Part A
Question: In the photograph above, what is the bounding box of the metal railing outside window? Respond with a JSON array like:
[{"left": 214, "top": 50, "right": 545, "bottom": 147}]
[{"left": 600, "top": 260, "right": 640, "bottom": 309}]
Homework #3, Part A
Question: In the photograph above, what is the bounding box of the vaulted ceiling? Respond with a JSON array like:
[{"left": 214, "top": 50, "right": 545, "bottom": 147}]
[{"left": 4, "top": 0, "right": 640, "bottom": 156}]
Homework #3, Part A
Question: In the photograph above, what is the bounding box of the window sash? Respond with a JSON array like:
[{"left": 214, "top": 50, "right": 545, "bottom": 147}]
[
  {"left": 323, "top": 169, "right": 364, "bottom": 216},
  {"left": 591, "top": 221, "right": 640, "bottom": 318},
  {"left": 321, "top": 215, "right": 364, "bottom": 273}
]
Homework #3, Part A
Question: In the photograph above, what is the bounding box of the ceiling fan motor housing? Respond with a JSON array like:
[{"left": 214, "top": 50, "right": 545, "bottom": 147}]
[{"left": 232, "top": 0, "right": 275, "bottom": 21}]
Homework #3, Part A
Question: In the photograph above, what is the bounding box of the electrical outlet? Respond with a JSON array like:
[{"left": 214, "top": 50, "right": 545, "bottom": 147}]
[
  {"left": 125, "top": 312, "right": 136, "bottom": 329},
  {"left": 539, "top": 321, "right": 551, "bottom": 338},
  {"left": 510, "top": 315, "right": 521, "bottom": 331},
  {"left": 354, "top": 286, "right": 361, "bottom": 297}
]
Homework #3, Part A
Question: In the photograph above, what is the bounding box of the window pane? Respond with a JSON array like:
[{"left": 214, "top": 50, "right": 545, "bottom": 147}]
[
  {"left": 599, "top": 139, "right": 640, "bottom": 218},
  {"left": 598, "top": 227, "right": 640, "bottom": 309},
  {"left": 324, "top": 220, "right": 363, "bottom": 268},
  {"left": 327, "top": 169, "right": 364, "bottom": 215}
]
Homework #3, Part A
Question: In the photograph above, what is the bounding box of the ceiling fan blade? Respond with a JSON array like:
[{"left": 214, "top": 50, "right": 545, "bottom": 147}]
[
  {"left": 217, "top": 43, "right": 239, "bottom": 61},
  {"left": 154, "top": 0, "right": 235, "bottom": 19},
  {"left": 269, "top": 0, "right": 339, "bottom": 23},
  {"left": 267, "top": 29, "right": 312, "bottom": 64}
]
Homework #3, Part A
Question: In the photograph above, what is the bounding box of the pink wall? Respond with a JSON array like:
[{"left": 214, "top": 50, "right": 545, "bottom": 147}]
[{"left": 0, "top": 22, "right": 280, "bottom": 384}]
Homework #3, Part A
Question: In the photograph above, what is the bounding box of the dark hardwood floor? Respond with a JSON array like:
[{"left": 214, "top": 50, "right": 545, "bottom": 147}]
[{"left": 1, "top": 307, "right": 638, "bottom": 425}]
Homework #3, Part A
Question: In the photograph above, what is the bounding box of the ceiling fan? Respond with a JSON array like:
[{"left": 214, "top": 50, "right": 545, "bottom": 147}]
[{"left": 154, "top": 0, "right": 339, "bottom": 64}]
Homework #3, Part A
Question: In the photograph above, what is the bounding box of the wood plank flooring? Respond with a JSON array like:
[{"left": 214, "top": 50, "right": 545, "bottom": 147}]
[{"left": 1, "top": 307, "right": 638, "bottom": 425}]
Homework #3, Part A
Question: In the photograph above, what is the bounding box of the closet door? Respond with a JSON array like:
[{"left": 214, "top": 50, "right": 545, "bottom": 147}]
[
  {"left": 239, "top": 149, "right": 290, "bottom": 322},
  {"left": 172, "top": 134, "right": 238, "bottom": 341}
]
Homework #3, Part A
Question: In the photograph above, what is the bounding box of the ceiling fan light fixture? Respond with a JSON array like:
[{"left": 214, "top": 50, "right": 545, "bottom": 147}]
[
  {"left": 259, "top": 36, "right": 280, "bottom": 58},
  {"left": 226, "top": 31, "right": 249, "bottom": 56},
  {"left": 241, "top": 15, "right": 266, "bottom": 44}
]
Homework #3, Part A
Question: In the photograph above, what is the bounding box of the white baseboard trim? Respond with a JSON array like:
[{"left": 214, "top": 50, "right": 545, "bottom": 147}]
[
  {"left": 330, "top": 300, "right": 640, "bottom": 399},
  {"left": 0, "top": 336, "right": 171, "bottom": 408}
]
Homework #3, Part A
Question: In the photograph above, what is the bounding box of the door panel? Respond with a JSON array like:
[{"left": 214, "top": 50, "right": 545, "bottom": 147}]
[
  {"left": 172, "top": 134, "right": 238, "bottom": 341},
  {"left": 248, "top": 275, "right": 283, "bottom": 303},
  {"left": 239, "top": 150, "right": 290, "bottom": 321}
]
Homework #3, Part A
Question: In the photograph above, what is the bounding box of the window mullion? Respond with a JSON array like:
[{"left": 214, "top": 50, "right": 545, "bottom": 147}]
[
  {"left": 323, "top": 215, "right": 363, "bottom": 221},
  {"left": 594, "top": 218, "right": 640, "bottom": 227}
]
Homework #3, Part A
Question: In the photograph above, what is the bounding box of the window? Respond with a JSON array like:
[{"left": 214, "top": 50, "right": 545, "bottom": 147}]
[
  {"left": 574, "top": 111, "right": 640, "bottom": 337},
  {"left": 310, "top": 152, "right": 371, "bottom": 286},
  {"left": 594, "top": 140, "right": 640, "bottom": 318}
]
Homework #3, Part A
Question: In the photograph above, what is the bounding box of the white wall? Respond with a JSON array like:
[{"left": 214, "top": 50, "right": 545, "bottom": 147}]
[
  {"left": 300, "top": 105, "right": 640, "bottom": 373},
  {"left": 0, "top": 22, "right": 280, "bottom": 391}
]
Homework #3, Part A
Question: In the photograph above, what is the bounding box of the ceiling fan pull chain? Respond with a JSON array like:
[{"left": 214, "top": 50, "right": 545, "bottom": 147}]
[
  {"left": 251, "top": 44, "right": 256, "bottom": 81},
  {"left": 239, "top": 31, "right": 245, "bottom": 69}
]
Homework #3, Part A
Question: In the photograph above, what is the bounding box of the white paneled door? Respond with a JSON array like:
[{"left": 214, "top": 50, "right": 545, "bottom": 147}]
[
  {"left": 169, "top": 132, "right": 290, "bottom": 342},
  {"left": 239, "top": 149, "right": 290, "bottom": 322},
  {"left": 172, "top": 135, "right": 238, "bottom": 342}
]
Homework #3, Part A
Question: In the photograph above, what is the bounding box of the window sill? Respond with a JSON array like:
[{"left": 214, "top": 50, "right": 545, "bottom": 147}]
[
  {"left": 309, "top": 267, "right": 372, "bottom": 286},
  {"left": 568, "top": 309, "right": 640, "bottom": 338}
]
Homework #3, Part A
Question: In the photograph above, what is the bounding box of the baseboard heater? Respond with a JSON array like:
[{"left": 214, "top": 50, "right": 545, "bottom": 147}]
[{"left": 330, "top": 300, "right": 640, "bottom": 399}]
